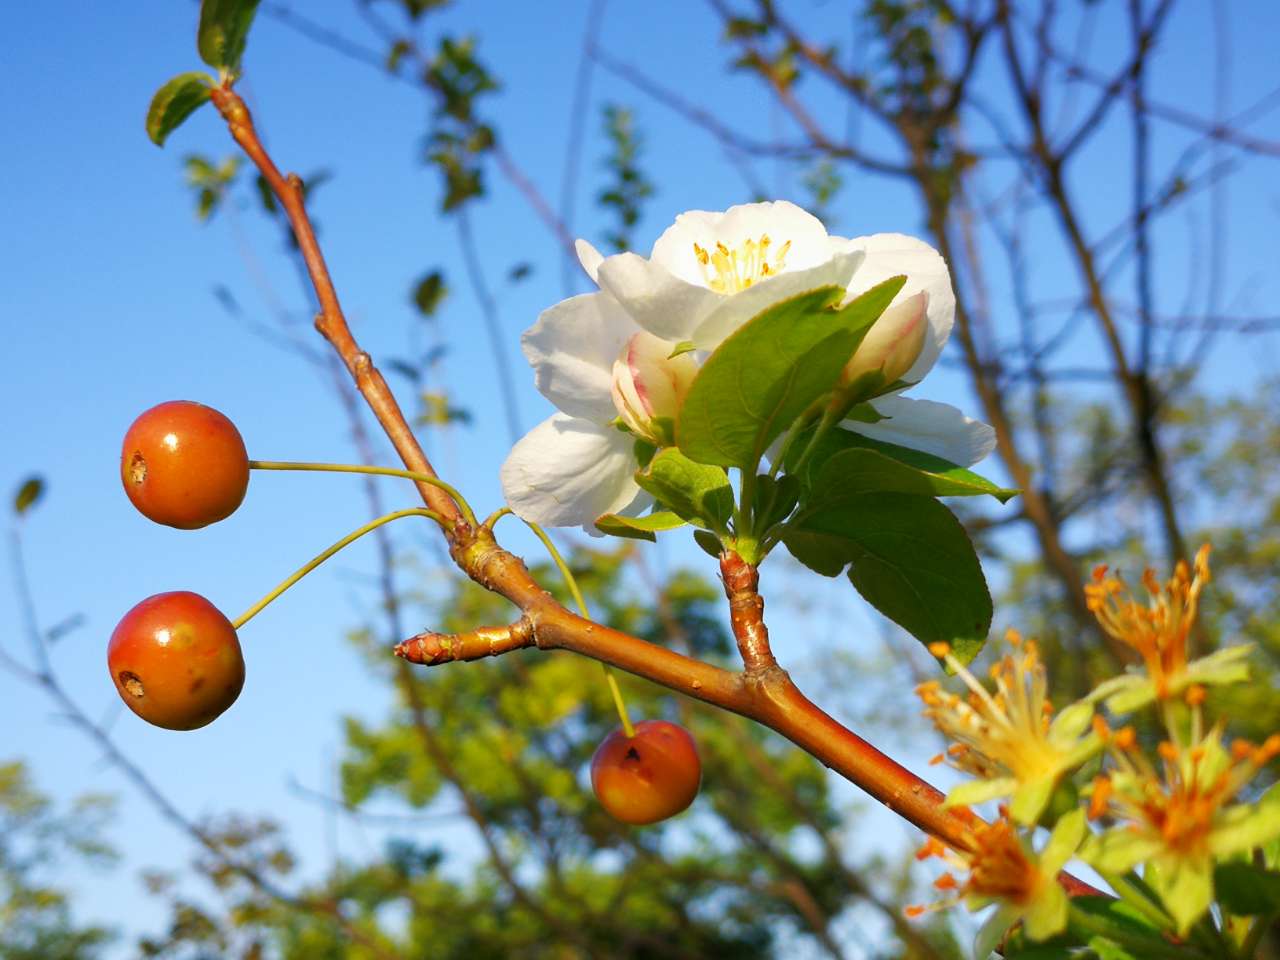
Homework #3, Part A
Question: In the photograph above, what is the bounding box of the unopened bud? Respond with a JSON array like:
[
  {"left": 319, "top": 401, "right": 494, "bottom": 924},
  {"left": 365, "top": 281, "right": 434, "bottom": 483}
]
[
  {"left": 610, "top": 332, "right": 698, "bottom": 446},
  {"left": 842, "top": 290, "right": 929, "bottom": 389}
]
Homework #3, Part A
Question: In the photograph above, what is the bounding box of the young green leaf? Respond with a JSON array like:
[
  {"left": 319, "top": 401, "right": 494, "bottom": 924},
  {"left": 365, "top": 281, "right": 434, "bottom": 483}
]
[
  {"left": 1213, "top": 861, "right": 1280, "bottom": 915},
  {"left": 412, "top": 270, "right": 447, "bottom": 317},
  {"left": 787, "top": 426, "right": 1017, "bottom": 502},
  {"left": 146, "top": 73, "right": 216, "bottom": 147},
  {"left": 800, "top": 447, "right": 1018, "bottom": 515},
  {"left": 197, "top": 0, "right": 262, "bottom": 74},
  {"left": 693, "top": 529, "right": 723, "bottom": 559},
  {"left": 634, "top": 449, "right": 734, "bottom": 532},
  {"left": 790, "top": 493, "right": 991, "bottom": 662},
  {"left": 751, "top": 474, "right": 801, "bottom": 534},
  {"left": 594, "top": 511, "right": 687, "bottom": 541},
  {"left": 677, "top": 277, "right": 906, "bottom": 470},
  {"left": 780, "top": 529, "right": 853, "bottom": 577},
  {"left": 13, "top": 476, "right": 44, "bottom": 517}
]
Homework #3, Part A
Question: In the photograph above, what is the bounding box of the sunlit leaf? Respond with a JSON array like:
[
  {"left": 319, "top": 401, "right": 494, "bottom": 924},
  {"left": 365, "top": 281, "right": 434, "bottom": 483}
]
[
  {"left": 13, "top": 476, "right": 44, "bottom": 516},
  {"left": 634, "top": 449, "right": 733, "bottom": 532},
  {"left": 677, "top": 277, "right": 904, "bottom": 470},
  {"left": 594, "top": 511, "right": 687, "bottom": 541},
  {"left": 788, "top": 493, "right": 990, "bottom": 662},
  {"left": 146, "top": 73, "right": 215, "bottom": 147},
  {"left": 197, "top": 0, "right": 262, "bottom": 74}
]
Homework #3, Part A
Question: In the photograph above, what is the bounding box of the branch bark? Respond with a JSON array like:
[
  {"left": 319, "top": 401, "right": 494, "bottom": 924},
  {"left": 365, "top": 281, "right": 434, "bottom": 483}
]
[{"left": 210, "top": 82, "right": 1103, "bottom": 900}]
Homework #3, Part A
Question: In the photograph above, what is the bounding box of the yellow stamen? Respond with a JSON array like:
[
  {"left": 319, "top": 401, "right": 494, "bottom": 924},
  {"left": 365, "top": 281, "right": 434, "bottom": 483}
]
[{"left": 692, "top": 235, "right": 791, "bottom": 294}]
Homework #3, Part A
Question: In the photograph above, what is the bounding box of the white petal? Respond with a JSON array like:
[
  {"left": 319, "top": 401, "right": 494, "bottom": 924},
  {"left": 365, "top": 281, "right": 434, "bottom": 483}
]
[
  {"left": 522, "top": 292, "right": 639, "bottom": 422},
  {"left": 690, "top": 248, "right": 865, "bottom": 349},
  {"left": 845, "top": 232, "right": 955, "bottom": 383},
  {"left": 848, "top": 396, "right": 996, "bottom": 467},
  {"left": 500, "top": 415, "right": 644, "bottom": 528},
  {"left": 595, "top": 252, "right": 722, "bottom": 341},
  {"left": 649, "top": 200, "right": 835, "bottom": 281},
  {"left": 575, "top": 238, "right": 604, "bottom": 284}
]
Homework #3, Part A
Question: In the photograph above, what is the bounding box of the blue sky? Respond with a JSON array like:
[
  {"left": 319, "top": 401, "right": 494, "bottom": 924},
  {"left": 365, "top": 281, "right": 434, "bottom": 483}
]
[{"left": 2, "top": 1, "right": 1279, "bottom": 954}]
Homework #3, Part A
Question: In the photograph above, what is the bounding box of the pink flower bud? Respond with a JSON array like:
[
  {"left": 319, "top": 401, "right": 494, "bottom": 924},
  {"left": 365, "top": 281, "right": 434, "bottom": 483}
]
[
  {"left": 843, "top": 290, "right": 929, "bottom": 389},
  {"left": 610, "top": 332, "right": 698, "bottom": 446}
]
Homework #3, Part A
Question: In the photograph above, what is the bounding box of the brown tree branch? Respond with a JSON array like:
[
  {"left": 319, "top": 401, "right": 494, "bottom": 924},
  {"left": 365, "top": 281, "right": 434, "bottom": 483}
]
[
  {"left": 208, "top": 87, "right": 461, "bottom": 526},
  {"left": 720, "top": 551, "right": 777, "bottom": 673},
  {"left": 395, "top": 618, "right": 534, "bottom": 665},
  {"left": 210, "top": 81, "right": 1103, "bottom": 900}
]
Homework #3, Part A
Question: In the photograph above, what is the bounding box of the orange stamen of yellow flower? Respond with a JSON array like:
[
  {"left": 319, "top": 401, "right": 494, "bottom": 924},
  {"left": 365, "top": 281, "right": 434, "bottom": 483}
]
[
  {"left": 1087, "top": 775, "right": 1113, "bottom": 821},
  {"left": 966, "top": 819, "right": 1043, "bottom": 904},
  {"left": 916, "top": 631, "right": 1075, "bottom": 786},
  {"left": 1098, "top": 730, "right": 1279, "bottom": 857},
  {"left": 1084, "top": 545, "right": 1211, "bottom": 699}
]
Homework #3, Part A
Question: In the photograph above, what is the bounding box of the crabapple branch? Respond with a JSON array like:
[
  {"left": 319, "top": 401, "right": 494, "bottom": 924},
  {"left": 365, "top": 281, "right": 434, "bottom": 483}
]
[
  {"left": 395, "top": 618, "right": 535, "bottom": 665},
  {"left": 210, "top": 82, "right": 1102, "bottom": 898},
  {"left": 207, "top": 86, "right": 461, "bottom": 525},
  {"left": 719, "top": 551, "right": 777, "bottom": 674}
]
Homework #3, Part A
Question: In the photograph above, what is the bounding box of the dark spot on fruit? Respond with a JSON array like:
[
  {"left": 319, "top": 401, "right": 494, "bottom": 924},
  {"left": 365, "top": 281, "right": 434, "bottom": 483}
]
[
  {"left": 189, "top": 676, "right": 206, "bottom": 694},
  {"left": 625, "top": 746, "right": 641, "bottom": 762},
  {"left": 128, "top": 452, "right": 147, "bottom": 485},
  {"left": 119, "top": 671, "right": 145, "bottom": 698}
]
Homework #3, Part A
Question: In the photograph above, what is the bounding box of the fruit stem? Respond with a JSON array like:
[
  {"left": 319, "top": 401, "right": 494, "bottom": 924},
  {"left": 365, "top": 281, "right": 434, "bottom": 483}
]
[
  {"left": 526, "top": 521, "right": 635, "bottom": 739},
  {"left": 482, "top": 506, "right": 514, "bottom": 530},
  {"left": 249, "top": 460, "right": 476, "bottom": 526},
  {"left": 232, "top": 507, "right": 444, "bottom": 630}
]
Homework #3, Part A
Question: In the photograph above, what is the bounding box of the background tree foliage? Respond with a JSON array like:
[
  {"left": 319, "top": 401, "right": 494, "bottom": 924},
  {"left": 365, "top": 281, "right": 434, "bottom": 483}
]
[{"left": 0, "top": 763, "right": 115, "bottom": 960}]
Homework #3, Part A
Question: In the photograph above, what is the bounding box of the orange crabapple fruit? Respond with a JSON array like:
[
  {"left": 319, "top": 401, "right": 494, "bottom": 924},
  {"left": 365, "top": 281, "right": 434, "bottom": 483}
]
[
  {"left": 108, "top": 591, "right": 245, "bottom": 730},
  {"left": 121, "top": 400, "right": 249, "bottom": 529},
  {"left": 590, "top": 719, "right": 702, "bottom": 825}
]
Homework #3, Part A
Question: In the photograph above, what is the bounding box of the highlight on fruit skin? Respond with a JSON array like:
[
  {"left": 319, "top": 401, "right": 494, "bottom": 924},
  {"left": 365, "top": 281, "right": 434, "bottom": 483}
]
[
  {"left": 107, "top": 591, "right": 245, "bottom": 731},
  {"left": 121, "top": 400, "right": 249, "bottom": 529},
  {"left": 590, "top": 719, "right": 702, "bottom": 825}
]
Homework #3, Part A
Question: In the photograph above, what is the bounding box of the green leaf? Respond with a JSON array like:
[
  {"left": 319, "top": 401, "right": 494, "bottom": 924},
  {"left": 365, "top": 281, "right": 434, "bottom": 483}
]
[
  {"left": 668, "top": 340, "right": 696, "bottom": 358},
  {"left": 146, "top": 73, "right": 215, "bottom": 147},
  {"left": 1064, "top": 897, "right": 1173, "bottom": 960},
  {"left": 781, "top": 529, "right": 852, "bottom": 577},
  {"left": 1003, "top": 940, "right": 1081, "bottom": 960},
  {"left": 788, "top": 426, "right": 1017, "bottom": 502},
  {"left": 1086, "top": 939, "right": 1143, "bottom": 960},
  {"left": 693, "top": 529, "right": 723, "bottom": 559},
  {"left": 677, "top": 277, "right": 905, "bottom": 470},
  {"left": 594, "top": 511, "right": 687, "bottom": 542},
  {"left": 197, "top": 0, "right": 262, "bottom": 73},
  {"left": 13, "top": 476, "right": 44, "bottom": 517},
  {"left": 1213, "top": 861, "right": 1280, "bottom": 915},
  {"left": 634, "top": 449, "right": 734, "bottom": 532},
  {"left": 791, "top": 493, "right": 990, "bottom": 662},
  {"left": 800, "top": 448, "right": 1019, "bottom": 517},
  {"left": 412, "top": 271, "right": 447, "bottom": 317},
  {"left": 751, "top": 474, "right": 800, "bottom": 534}
]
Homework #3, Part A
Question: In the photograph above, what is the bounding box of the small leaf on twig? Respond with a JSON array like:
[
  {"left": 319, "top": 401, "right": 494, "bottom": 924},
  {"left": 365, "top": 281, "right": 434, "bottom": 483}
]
[
  {"left": 594, "top": 511, "right": 687, "bottom": 541},
  {"left": 13, "top": 476, "right": 44, "bottom": 517},
  {"left": 146, "top": 73, "right": 215, "bottom": 147},
  {"left": 412, "top": 271, "right": 447, "bottom": 317},
  {"left": 197, "top": 0, "right": 262, "bottom": 74}
]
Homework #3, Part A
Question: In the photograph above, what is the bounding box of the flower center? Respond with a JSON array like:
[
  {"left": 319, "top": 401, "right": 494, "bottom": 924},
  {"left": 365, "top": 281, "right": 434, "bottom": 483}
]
[
  {"left": 966, "top": 820, "right": 1040, "bottom": 905},
  {"left": 918, "top": 634, "right": 1065, "bottom": 784},
  {"left": 1085, "top": 545, "right": 1210, "bottom": 699},
  {"left": 693, "top": 235, "right": 790, "bottom": 294}
]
